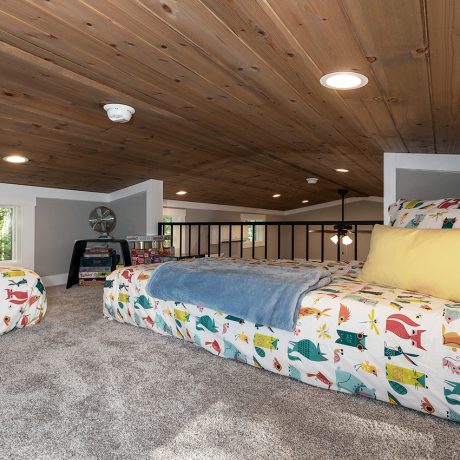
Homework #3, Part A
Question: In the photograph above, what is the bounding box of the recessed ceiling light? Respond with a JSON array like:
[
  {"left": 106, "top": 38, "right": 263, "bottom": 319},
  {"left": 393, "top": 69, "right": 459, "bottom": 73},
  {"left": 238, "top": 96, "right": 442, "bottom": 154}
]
[
  {"left": 320, "top": 72, "right": 368, "bottom": 90},
  {"left": 3, "top": 155, "right": 29, "bottom": 164},
  {"left": 335, "top": 168, "right": 349, "bottom": 173},
  {"left": 176, "top": 190, "right": 187, "bottom": 196},
  {"left": 273, "top": 194, "right": 281, "bottom": 198},
  {"left": 302, "top": 200, "right": 309, "bottom": 204},
  {"left": 306, "top": 178, "right": 319, "bottom": 184}
]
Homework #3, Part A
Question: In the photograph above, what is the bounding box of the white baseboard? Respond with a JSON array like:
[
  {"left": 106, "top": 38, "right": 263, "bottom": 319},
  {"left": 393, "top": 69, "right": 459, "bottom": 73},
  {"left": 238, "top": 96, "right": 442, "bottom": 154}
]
[{"left": 42, "top": 273, "right": 67, "bottom": 287}]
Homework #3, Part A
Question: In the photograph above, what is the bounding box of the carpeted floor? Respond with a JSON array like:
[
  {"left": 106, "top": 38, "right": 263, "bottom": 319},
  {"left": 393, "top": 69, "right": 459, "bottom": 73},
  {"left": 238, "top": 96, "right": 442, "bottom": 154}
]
[{"left": 1, "top": 286, "right": 459, "bottom": 460}]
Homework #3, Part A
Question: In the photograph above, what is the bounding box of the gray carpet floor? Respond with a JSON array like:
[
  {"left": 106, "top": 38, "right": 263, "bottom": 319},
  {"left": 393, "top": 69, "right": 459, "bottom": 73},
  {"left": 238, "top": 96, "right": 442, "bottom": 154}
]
[{"left": 1, "top": 286, "right": 459, "bottom": 460}]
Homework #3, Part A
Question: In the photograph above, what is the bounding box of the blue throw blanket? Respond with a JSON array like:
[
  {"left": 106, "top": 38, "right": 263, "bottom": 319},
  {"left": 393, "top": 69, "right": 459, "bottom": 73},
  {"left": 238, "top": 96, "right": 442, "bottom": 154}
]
[{"left": 146, "top": 258, "right": 332, "bottom": 331}]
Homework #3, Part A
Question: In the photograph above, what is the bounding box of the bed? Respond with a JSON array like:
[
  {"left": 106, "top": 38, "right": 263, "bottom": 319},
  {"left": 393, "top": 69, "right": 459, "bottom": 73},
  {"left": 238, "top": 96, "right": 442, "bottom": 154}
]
[
  {"left": 103, "top": 258, "right": 460, "bottom": 423},
  {"left": 0, "top": 266, "right": 47, "bottom": 335}
]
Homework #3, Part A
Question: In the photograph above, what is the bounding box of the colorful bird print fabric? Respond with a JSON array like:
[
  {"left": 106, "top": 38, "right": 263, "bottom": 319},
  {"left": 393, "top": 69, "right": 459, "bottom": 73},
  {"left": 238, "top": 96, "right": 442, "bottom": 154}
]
[
  {"left": 389, "top": 198, "right": 460, "bottom": 229},
  {"left": 103, "top": 259, "right": 460, "bottom": 423},
  {"left": 0, "top": 266, "right": 47, "bottom": 335}
]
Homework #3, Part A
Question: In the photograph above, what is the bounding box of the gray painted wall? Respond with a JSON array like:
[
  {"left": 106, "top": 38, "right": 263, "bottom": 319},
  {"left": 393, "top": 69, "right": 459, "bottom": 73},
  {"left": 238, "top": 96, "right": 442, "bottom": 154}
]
[
  {"left": 35, "top": 192, "right": 147, "bottom": 277},
  {"left": 35, "top": 198, "right": 106, "bottom": 276},
  {"left": 110, "top": 192, "right": 147, "bottom": 239},
  {"left": 396, "top": 169, "right": 460, "bottom": 200}
]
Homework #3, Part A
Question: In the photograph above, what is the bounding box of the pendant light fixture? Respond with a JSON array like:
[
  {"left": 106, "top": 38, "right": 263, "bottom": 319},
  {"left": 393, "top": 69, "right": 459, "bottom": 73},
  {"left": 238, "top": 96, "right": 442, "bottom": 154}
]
[{"left": 331, "top": 189, "right": 353, "bottom": 246}]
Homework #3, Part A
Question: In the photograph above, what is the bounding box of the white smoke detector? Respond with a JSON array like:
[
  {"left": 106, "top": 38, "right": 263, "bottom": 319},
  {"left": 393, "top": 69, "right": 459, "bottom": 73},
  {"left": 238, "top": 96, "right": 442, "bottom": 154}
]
[
  {"left": 306, "top": 177, "right": 319, "bottom": 184},
  {"left": 103, "top": 104, "right": 135, "bottom": 123}
]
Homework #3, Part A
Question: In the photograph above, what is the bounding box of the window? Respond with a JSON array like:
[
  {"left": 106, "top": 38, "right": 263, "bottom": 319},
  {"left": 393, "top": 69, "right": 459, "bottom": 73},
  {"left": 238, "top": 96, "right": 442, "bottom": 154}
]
[
  {"left": 0, "top": 207, "right": 14, "bottom": 262},
  {"left": 163, "top": 208, "right": 186, "bottom": 253},
  {"left": 241, "top": 214, "right": 266, "bottom": 248},
  {"left": 162, "top": 216, "right": 173, "bottom": 248}
]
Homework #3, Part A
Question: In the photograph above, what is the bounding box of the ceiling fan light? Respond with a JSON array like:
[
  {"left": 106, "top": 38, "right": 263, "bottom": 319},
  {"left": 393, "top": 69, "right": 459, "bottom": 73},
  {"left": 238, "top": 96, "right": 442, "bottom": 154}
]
[
  {"left": 330, "top": 234, "right": 339, "bottom": 245},
  {"left": 342, "top": 235, "right": 353, "bottom": 246}
]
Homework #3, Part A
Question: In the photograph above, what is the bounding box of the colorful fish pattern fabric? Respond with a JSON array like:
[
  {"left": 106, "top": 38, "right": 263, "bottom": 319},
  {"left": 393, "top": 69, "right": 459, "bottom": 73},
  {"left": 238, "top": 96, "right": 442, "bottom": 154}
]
[
  {"left": 103, "top": 258, "right": 460, "bottom": 422},
  {"left": 0, "top": 266, "right": 47, "bottom": 335}
]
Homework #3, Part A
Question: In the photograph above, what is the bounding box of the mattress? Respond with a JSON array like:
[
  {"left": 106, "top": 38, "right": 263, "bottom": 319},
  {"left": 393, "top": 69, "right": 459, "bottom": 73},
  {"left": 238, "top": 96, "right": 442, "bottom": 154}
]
[
  {"left": 0, "top": 266, "right": 47, "bottom": 335},
  {"left": 103, "top": 259, "right": 460, "bottom": 422}
]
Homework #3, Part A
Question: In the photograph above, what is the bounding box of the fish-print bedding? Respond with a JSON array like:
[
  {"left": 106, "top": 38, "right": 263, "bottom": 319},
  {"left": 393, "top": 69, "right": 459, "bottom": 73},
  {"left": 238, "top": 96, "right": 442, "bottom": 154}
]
[
  {"left": 103, "top": 259, "right": 460, "bottom": 422},
  {"left": 0, "top": 266, "right": 47, "bottom": 335}
]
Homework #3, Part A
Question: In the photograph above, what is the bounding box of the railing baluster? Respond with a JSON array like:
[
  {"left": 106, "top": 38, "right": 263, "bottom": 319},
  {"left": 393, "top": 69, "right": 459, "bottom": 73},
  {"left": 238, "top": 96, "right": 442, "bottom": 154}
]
[
  {"left": 337, "top": 228, "right": 341, "bottom": 262},
  {"left": 229, "top": 225, "right": 232, "bottom": 258},
  {"left": 218, "top": 224, "right": 221, "bottom": 257},
  {"left": 159, "top": 220, "right": 381, "bottom": 262},
  {"left": 336, "top": 224, "right": 341, "bottom": 262},
  {"left": 306, "top": 224, "right": 309, "bottom": 260},
  {"left": 354, "top": 224, "right": 358, "bottom": 261},
  {"left": 264, "top": 224, "right": 268, "bottom": 259},
  {"left": 321, "top": 225, "right": 324, "bottom": 262},
  {"left": 277, "top": 224, "right": 281, "bottom": 259}
]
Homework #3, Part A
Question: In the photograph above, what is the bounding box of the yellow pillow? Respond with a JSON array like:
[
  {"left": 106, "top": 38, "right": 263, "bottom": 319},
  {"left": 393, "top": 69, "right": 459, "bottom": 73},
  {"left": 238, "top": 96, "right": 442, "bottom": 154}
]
[{"left": 359, "top": 224, "right": 460, "bottom": 301}]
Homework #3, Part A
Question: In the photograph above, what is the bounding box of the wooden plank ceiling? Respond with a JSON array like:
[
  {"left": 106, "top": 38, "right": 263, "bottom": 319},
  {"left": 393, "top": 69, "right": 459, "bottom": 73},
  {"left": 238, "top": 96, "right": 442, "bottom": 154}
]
[{"left": 0, "top": 0, "right": 456, "bottom": 210}]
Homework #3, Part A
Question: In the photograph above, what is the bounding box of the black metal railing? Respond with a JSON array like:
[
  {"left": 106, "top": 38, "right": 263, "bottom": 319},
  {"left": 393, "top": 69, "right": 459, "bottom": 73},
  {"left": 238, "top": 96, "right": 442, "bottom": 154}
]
[{"left": 158, "top": 220, "right": 383, "bottom": 262}]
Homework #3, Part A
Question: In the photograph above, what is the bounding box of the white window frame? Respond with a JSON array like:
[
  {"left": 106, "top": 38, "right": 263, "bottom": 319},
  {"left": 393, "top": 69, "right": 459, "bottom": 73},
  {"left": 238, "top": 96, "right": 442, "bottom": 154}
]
[
  {"left": 241, "top": 213, "right": 266, "bottom": 248},
  {"left": 0, "top": 205, "right": 23, "bottom": 267},
  {"left": 163, "top": 207, "right": 186, "bottom": 253}
]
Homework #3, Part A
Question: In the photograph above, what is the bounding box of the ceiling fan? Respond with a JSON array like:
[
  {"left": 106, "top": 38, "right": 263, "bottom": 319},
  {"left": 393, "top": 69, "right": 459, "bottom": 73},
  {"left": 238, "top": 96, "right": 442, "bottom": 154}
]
[{"left": 308, "top": 189, "right": 373, "bottom": 244}]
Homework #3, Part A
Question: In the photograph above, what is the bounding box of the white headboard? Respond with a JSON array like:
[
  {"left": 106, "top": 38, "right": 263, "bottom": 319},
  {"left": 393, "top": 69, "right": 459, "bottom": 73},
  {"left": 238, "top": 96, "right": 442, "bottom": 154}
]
[{"left": 384, "top": 153, "right": 460, "bottom": 224}]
